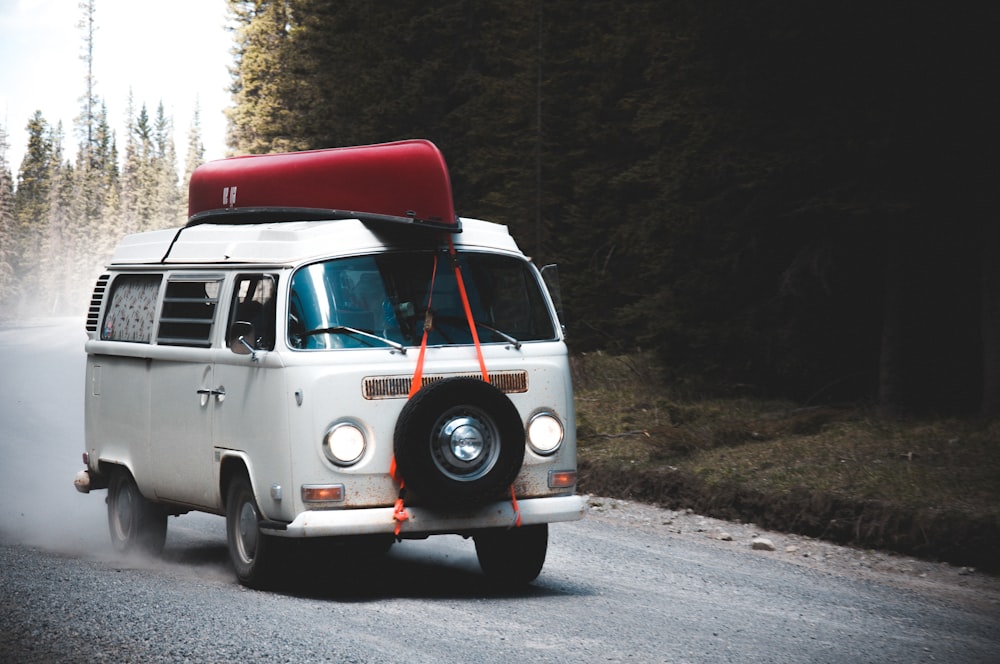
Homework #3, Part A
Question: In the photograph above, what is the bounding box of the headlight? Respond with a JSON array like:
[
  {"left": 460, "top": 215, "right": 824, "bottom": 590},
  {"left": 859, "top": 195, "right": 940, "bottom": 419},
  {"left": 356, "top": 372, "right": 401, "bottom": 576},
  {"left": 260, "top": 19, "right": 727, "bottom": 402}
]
[
  {"left": 323, "top": 421, "right": 366, "bottom": 466},
  {"left": 526, "top": 412, "right": 564, "bottom": 455}
]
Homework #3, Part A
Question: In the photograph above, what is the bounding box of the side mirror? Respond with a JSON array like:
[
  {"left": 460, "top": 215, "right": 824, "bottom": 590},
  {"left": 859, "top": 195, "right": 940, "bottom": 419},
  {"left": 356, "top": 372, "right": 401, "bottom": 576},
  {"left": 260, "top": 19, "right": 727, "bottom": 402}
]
[{"left": 229, "top": 321, "right": 258, "bottom": 359}]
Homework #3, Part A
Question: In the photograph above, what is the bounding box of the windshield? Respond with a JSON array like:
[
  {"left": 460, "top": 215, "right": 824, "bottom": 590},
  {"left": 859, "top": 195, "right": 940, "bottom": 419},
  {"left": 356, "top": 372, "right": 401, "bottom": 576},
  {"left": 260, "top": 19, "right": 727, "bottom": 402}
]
[{"left": 287, "top": 250, "right": 557, "bottom": 350}]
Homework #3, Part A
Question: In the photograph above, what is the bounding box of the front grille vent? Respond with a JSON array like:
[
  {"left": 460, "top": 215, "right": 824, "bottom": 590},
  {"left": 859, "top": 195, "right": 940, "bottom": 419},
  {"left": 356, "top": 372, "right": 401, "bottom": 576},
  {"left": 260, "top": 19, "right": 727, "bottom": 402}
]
[
  {"left": 85, "top": 274, "right": 111, "bottom": 333},
  {"left": 363, "top": 370, "right": 528, "bottom": 399}
]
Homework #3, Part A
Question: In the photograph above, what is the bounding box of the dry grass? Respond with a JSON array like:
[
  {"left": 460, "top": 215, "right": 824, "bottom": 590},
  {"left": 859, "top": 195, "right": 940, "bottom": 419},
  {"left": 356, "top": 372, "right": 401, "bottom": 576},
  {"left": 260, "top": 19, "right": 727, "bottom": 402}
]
[{"left": 573, "top": 352, "right": 1000, "bottom": 569}]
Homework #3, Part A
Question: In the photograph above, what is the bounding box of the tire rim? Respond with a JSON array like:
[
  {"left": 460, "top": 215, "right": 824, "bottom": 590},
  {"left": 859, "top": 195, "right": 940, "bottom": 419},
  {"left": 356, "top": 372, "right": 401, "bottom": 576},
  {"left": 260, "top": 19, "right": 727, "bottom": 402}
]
[
  {"left": 236, "top": 499, "right": 259, "bottom": 563},
  {"left": 430, "top": 405, "right": 501, "bottom": 482},
  {"left": 113, "top": 482, "right": 134, "bottom": 542}
]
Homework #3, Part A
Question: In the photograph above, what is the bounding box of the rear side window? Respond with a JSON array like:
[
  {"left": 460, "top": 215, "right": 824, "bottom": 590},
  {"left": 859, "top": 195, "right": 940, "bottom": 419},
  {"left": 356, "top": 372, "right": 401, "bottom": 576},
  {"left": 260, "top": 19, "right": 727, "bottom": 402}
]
[
  {"left": 157, "top": 277, "right": 222, "bottom": 347},
  {"left": 101, "top": 274, "right": 162, "bottom": 343}
]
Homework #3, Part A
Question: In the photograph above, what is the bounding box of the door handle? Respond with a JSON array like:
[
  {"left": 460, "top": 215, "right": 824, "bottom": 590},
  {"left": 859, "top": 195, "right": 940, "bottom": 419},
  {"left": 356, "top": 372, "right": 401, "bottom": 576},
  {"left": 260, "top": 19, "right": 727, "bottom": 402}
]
[{"left": 196, "top": 386, "right": 226, "bottom": 403}]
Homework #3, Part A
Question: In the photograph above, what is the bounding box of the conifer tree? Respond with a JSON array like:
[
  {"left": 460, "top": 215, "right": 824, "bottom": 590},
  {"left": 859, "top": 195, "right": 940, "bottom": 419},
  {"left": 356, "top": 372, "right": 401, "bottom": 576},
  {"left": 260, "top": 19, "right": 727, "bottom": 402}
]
[
  {"left": 226, "top": 0, "right": 300, "bottom": 154},
  {"left": 45, "top": 123, "right": 74, "bottom": 312},
  {"left": 92, "top": 130, "right": 121, "bottom": 266},
  {"left": 76, "top": 0, "right": 99, "bottom": 171},
  {"left": 13, "top": 111, "right": 55, "bottom": 313},
  {"left": 0, "top": 125, "right": 17, "bottom": 315},
  {"left": 69, "top": 0, "right": 121, "bottom": 311},
  {"left": 87, "top": 102, "right": 121, "bottom": 267},
  {"left": 153, "top": 102, "right": 183, "bottom": 229},
  {"left": 183, "top": 102, "right": 206, "bottom": 194},
  {"left": 120, "top": 98, "right": 157, "bottom": 233}
]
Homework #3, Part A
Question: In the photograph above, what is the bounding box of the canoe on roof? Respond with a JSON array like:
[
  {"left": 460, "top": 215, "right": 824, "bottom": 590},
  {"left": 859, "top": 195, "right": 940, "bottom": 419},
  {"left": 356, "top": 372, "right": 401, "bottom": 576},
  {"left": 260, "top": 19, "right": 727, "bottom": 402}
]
[{"left": 186, "top": 139, "right": 458, "bottom": 232}]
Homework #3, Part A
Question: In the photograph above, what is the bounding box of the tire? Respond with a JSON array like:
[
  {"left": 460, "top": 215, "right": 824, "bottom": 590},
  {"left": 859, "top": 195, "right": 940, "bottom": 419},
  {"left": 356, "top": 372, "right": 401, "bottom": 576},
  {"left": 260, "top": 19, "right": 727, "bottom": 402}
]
[
  {"left": 107, "top": 467, "right": 167, "bottom": 556},
  {"left": 474, "top": 524, "right": 548, "bottom": 586},
  {"left": 394, "top": 377, "right": 525, "bottom": 507},
  {"left": 225, "top": 474, "right": 280, "bottom": 588}
]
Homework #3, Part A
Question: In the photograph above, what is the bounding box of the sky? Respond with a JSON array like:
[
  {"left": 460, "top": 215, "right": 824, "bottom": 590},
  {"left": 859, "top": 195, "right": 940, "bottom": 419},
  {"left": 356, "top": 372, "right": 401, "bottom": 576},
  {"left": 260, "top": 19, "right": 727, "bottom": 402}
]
[{"left": 0, "top": 0, "right": 231, "bottom": 176}]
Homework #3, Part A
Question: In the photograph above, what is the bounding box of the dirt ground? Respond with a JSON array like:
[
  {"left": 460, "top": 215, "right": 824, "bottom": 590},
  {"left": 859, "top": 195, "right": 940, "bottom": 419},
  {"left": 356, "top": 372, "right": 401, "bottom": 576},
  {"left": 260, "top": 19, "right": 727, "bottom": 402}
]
[{"left": 585, "top": 495, "right": 1000, "bottom": 614}]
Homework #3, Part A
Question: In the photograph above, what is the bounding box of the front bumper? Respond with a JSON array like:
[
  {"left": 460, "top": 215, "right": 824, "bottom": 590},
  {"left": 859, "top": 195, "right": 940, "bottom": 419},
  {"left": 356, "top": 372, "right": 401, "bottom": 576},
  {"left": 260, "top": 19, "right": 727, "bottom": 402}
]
[{"left": 264, "top": 494, "right": 587, "bottom": 538}]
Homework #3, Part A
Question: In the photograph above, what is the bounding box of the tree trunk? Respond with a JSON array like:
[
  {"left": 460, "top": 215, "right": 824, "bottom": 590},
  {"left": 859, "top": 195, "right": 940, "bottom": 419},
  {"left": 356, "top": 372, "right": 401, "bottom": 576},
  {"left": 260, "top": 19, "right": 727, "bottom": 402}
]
[
  {"left": 982, "top": 221, "right": 1000, "bottom": 418},
  {"left": 878, "top": 217, "right": 905, "bottom": 414}
]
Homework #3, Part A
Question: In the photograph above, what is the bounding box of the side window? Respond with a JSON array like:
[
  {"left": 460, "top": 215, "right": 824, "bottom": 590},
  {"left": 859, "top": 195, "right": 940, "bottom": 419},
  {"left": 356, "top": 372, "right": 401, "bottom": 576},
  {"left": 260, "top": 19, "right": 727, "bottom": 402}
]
[
  {"left": 157, "top": 277, "right": 222, "bottom": 347},
  {"left": 101, "top": 274, "right": 162, "bottom": 343},
  {"left": 229, "top": 274, "right": 277, "bottom": 351}
]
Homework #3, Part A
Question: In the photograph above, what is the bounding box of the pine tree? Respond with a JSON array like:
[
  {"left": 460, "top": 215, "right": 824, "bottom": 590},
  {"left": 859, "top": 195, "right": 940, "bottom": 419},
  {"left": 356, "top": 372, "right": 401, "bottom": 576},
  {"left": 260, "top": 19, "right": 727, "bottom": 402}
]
[
  {"left": 226, "top": 0, "right": 301, "bottom": 154},
  {"left": 93, "top": 130, "right": 121, "bottom": 266},
  {"left": 152, "top": 102, "right": 183, "bottom": 229},
  {"left": 88, "top": 101, "right": 121, "bottom": 267},
  {"left": 45, "top": 123, "right": 74, "bottom": 313},
  {"left": 76, "top": 0, "right": 99, "bottom": 171},
  {"left": 13, "top": 111, "right": 55, "bottom": 314},
  {"left": 183, "top": 102, "right": 206, "bottom": 195},
  {"left": 71, "top": 95, "right": 116, "bottom": 314},
  {"left": 0, "top": 125, "right": 17, "bottom": 316},
  {"left": 70, "top": 0, "right": 119, "bottom": 312},
  {"left": 120, "top": 97, "right": 158, "bottom": 233}
]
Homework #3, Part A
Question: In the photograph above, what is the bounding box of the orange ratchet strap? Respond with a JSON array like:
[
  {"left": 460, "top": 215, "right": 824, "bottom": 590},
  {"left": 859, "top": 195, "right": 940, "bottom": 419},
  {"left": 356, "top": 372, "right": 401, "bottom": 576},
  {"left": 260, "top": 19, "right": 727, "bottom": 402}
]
[
  {"left": 394, "top": 237, "right": 495, "bottom": 537},
  {"left": 407, "top": 253, "right": 439, "bottom": 399},
  {"left": 447, "top": 235, "right": 489, "bottom": 383},
  {"left": 510, "top": 485, "right": 522, "bottom": 527}
]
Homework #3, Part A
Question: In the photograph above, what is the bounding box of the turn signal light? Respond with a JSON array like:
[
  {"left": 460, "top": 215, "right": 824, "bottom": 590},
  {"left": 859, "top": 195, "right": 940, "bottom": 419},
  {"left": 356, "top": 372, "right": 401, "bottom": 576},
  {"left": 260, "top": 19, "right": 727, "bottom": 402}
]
[
  {"left": 301, "top": 484, "right": 345, "bottom": 503},
  {"left": 548, "top": 470, "right": 577, "bottom": 489}
]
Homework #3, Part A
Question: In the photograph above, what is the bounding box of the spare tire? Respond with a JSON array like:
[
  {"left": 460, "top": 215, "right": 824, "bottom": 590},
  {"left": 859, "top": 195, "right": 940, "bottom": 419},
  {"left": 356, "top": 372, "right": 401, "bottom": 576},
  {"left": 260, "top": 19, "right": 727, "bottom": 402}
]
[{"left": 394, "top": 377, "right": 525, "bottom": 507}]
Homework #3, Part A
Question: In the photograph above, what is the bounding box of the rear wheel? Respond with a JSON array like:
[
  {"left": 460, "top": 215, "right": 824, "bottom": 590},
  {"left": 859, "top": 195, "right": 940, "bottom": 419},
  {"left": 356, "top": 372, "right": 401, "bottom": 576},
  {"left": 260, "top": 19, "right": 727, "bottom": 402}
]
[
  {"left": 106, "top": 467, "right": 166, "bottom": 556},
  {"left": 226, "top": 474, "right": 280, "bottom": 588},
  {"left": 474, "top": 524, "right": 548, "bottom": 586}
]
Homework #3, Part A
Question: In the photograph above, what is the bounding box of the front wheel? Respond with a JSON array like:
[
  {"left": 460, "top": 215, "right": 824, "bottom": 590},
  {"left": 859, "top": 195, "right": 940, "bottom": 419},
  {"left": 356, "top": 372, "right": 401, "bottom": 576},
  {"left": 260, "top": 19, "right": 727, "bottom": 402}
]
[
  {"left": 474, "top": 523, "right": 548, "bottom": 586},
  {"left": 226, "top": 475, "right": 280, "bottom": 588},
  {"left": 107, "top": 467, "right": 166, "bottom": 556}
]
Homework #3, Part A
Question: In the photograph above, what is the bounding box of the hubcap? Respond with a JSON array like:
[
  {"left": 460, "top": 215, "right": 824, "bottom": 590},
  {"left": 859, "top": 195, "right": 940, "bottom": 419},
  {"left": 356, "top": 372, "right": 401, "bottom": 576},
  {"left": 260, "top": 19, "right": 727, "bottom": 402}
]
[
  {"left": 237, "top": 501, "right": 258, "bottom": 562},
  {"left": 114, "top": 484, "right": 134, "bottom": 540},
  {"left": 446, "top": 419, "right": 485, "bottom": 461},
  {"left": 431, "top": 407, "right": 501, "bottom": 482}
]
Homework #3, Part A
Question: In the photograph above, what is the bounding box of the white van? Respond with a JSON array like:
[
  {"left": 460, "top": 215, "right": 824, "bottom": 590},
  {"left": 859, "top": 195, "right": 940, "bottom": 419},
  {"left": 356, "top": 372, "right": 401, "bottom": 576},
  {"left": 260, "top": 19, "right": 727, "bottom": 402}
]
[{"left": 76, "top": 140, "right": 584, "bottom": 587}]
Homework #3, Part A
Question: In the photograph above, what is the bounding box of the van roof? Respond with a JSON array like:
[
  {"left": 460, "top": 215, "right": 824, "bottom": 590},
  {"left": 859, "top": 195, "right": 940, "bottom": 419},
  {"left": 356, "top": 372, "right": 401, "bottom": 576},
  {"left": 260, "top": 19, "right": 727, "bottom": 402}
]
[{"left": 107, "top": 217, "right": 522, "bottom": 267}]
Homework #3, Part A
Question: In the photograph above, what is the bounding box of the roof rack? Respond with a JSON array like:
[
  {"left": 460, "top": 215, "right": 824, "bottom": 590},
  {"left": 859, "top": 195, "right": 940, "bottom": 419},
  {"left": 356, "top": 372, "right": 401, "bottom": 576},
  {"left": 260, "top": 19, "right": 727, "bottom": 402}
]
[{"left": 184, "top": 206, "right": 460, "bottom": 232}]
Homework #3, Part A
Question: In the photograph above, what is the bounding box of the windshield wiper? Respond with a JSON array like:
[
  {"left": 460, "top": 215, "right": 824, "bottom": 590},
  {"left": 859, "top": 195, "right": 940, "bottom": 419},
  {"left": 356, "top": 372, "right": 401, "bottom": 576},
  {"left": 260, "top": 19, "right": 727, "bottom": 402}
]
[
  {"left": 301, "top": 325, "right": 407, "bottom": 354},
  {"left": 433, "top": 315, "right": 522, "bottom": 349}
]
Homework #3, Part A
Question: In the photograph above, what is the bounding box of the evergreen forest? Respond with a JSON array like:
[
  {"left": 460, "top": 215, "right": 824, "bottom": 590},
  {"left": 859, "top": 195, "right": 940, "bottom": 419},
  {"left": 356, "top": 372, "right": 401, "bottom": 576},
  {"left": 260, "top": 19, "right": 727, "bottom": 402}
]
[
  {"left": 1, "top": 0, "right": 996, "bottom": 417},
  {"left": 225, "top": 0, "right": 998, "bottom": 416},
  {"left": 0, "top": 2, "right": 204, "bottom": 325}
]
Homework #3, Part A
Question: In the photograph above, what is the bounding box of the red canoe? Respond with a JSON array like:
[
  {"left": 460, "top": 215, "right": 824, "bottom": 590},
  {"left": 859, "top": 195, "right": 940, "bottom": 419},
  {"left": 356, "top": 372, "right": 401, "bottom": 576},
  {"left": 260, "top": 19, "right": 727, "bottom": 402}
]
[{"left": 186, "top": 139, "right": 458, "bottom": 232}]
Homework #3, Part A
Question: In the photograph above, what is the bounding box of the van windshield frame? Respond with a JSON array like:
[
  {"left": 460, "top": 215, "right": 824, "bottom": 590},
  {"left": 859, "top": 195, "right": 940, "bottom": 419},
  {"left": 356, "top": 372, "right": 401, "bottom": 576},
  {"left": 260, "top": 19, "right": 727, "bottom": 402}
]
[{"left": 287, "top": 250, "right": 557, "bottom": 350}]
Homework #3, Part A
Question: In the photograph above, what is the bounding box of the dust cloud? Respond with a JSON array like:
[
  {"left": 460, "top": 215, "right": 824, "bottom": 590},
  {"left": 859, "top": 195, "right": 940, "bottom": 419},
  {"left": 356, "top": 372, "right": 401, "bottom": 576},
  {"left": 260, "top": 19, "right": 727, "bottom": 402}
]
[{"left": 0, "top": 318, "right": 107, "bottom": 553}]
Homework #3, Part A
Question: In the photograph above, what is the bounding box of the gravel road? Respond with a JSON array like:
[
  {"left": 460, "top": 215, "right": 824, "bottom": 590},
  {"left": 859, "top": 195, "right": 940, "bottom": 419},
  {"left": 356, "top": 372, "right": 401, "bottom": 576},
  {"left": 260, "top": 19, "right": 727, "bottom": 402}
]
[
  {"left": 1, "top": 320, "right": 998, "bottom": 663},
  {"left": 2, "top": 500, "right": 999, "bottom": 663}
]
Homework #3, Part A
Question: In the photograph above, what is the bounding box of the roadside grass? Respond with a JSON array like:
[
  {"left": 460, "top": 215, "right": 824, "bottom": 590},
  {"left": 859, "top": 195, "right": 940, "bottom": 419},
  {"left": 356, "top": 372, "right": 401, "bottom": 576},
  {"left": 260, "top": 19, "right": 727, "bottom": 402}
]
[{"left": 572, "top": 352, "right": 1000, "bottom": 571}]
